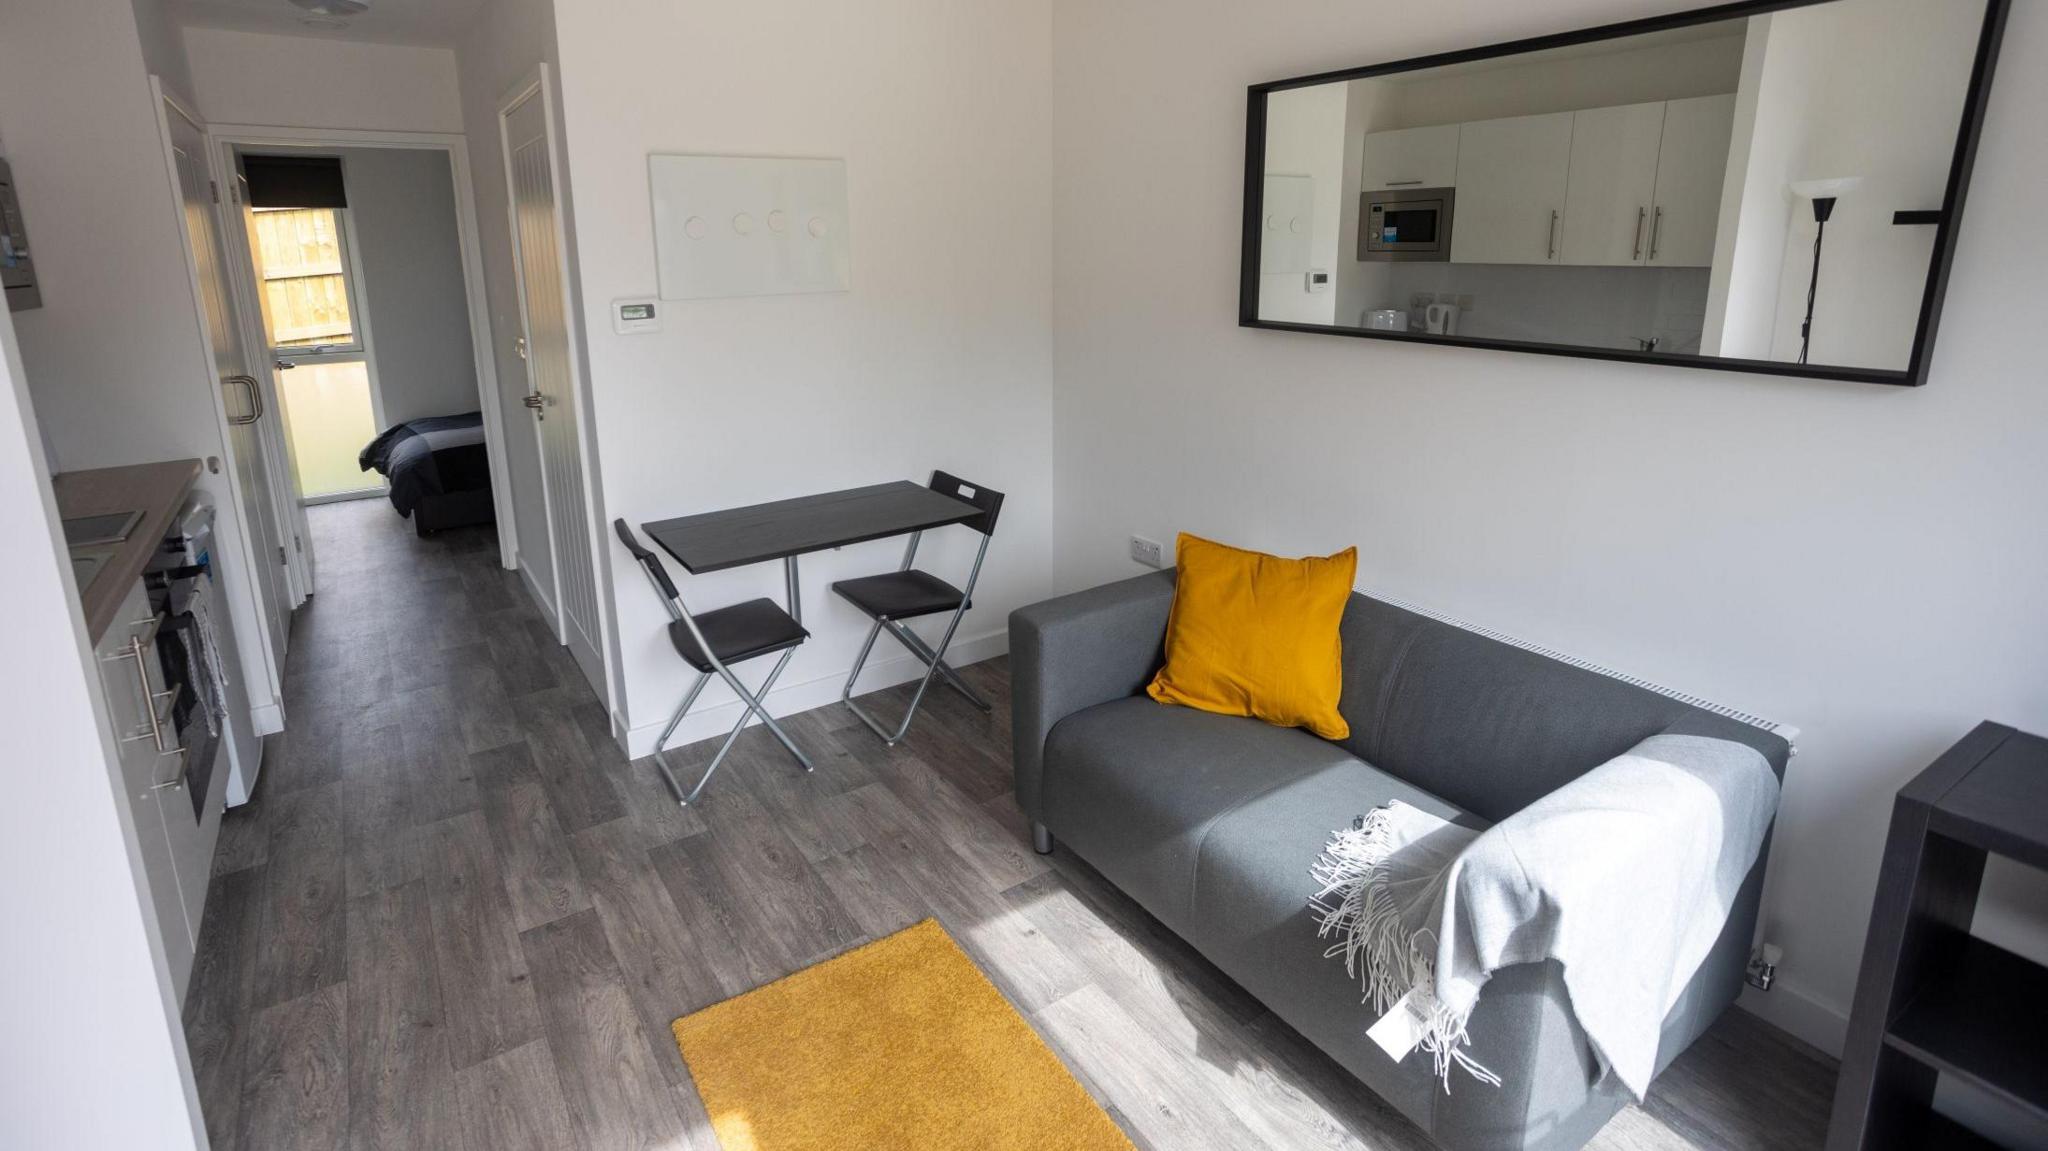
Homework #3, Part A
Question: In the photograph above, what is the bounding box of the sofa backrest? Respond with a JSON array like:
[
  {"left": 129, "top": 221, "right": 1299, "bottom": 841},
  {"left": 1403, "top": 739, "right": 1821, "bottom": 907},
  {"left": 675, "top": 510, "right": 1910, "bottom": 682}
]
[{"left": 1333, "top": 593, "right": 1788, "bottom": 823}]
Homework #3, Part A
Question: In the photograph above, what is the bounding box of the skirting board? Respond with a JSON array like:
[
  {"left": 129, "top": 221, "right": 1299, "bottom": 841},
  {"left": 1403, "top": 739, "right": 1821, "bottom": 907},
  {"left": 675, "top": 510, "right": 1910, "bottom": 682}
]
[
  {"left": 249, "top": 698, "right": 284, "bottom": 737},
  {"left": 1736, "top": 976, "right": 1849, "bottom": 1058},
  {"left": 516, "top": 555, "right": 559, "bottom": 636},
  {"left": 624, "top": 627, "right": 1008, "bottom": 758}
]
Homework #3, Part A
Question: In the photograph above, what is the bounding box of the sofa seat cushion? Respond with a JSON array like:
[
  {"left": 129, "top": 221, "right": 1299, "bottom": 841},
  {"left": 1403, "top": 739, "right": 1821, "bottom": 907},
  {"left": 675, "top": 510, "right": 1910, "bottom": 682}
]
[
  {"left": 1040, "top": 688, "right": 1458, "bottom": 933},
  {"left": 1040, "top": 697, "right": 1367, "bottom": 932}
]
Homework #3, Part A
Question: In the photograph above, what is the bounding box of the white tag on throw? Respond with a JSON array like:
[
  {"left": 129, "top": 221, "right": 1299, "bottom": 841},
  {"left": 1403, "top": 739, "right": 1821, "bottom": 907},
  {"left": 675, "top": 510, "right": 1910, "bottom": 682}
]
[{"left": 1366, "top": 986, "right": 1438, "bottom": 1061}]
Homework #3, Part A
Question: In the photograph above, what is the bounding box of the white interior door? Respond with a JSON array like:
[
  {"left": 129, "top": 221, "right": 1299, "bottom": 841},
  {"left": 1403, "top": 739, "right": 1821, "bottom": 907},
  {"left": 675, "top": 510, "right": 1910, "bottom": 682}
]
[
  {"left": 501, "top": 74, "right": 606, "bottom": 699},
  {"left": 1450, "top": 111, "right": 1575, "bottom": 266},
  {"left": 162, "top": 93, "right": 290, "bottom": 674},
  {"left": 1560, "top": 101, "right": 1664, "bottom": 267}
]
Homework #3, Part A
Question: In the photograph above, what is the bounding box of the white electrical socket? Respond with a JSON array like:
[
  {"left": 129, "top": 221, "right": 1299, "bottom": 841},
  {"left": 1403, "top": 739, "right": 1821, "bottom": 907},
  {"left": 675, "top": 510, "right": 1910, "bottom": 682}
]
[{"left": 1129, "top": 535, "right": 1164, "bottom": 568}]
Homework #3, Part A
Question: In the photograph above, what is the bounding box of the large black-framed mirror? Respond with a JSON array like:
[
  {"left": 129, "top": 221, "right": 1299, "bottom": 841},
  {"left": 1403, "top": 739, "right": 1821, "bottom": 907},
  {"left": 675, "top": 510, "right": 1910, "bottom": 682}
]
[{"left": 1239, "top": 0, "right": 2008, "bottom": 387}]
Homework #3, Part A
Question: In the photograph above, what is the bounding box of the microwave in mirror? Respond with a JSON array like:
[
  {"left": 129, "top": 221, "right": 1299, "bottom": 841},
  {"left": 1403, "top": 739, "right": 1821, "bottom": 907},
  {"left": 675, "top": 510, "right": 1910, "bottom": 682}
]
[
  {"left": 1361, "top": 188, "right": 1454, "bottom": 261},
  {"left": 1240, "top": 0, "right": 2008, "bottom": 386}
]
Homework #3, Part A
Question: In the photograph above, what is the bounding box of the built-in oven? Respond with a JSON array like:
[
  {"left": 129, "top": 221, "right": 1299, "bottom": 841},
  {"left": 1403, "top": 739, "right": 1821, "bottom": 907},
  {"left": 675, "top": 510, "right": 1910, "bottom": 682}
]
[{"left": 1359, "top": 187, "right": 1454, "bottom": 261}]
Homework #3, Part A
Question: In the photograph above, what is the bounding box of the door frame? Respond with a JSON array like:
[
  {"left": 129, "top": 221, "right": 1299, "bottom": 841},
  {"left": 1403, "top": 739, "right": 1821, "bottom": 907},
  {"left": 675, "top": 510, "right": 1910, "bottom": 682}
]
[
  {"left": 204, "top": 122, "right": 520, "bottom": 576},
  {"left": 150, "top": 77, "right": 288, "bottom": 731},
  {"left": 497, "top": 63, "right": 615, "bottom": 710}
]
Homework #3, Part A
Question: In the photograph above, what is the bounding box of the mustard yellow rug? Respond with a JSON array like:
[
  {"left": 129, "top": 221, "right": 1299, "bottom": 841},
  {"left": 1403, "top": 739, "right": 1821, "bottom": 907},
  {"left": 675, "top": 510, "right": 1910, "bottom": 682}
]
[{"left": 671, "top": 918, "right": 1133, "bottom": 1151}]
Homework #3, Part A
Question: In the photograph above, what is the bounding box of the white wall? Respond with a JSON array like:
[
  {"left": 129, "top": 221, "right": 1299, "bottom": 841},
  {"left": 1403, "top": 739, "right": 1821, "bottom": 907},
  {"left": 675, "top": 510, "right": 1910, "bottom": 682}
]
[
  {"left": 0, "top": 0, "right": 284, "bottom": 735},
  {"left": 1709, "top": 2, "right": 1977, "bottom": 368},
  {"left": 1702, "top": 15, "right": 1791, "bottom": 359},
  {"left": 130, "top": 0, "right": 195, "bottom": 107},
  {"left": 550, "top": 0, "right": 1059, "bottom": 752},
  {"left": 452, "top": 0, "right": 576, "bottom": 633},
  {"left": 333, "top": 146, "right": 483, "bottom": 426},
  {"left": 1051, "top": 0, "right": 2046, "bottom": 1057},
  {"left": 1259, "top": 83, "right": 1347, "bottom": 325},
  {"left": 0, "top": 99, "right": 204, "bottom": 1151},
  {"left": 1758, "top": 0, "right": 1977, "bottom": 369},
  {"left": 183, "top": 26, "right": 463, "bottom": 133}
]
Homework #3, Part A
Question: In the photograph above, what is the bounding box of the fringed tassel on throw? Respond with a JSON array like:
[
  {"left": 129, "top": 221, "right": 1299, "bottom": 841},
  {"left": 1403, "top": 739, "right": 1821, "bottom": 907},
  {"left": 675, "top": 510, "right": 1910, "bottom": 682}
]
[{"left": 1309, "top": 808, "right": 1500, "bottom": 1091}]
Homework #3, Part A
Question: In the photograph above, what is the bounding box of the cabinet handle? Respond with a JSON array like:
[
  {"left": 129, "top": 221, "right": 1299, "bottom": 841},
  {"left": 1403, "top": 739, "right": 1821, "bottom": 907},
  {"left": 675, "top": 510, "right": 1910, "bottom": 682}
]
[
  {"left": 1633, "top": 206, "right": 1647, "bottom": 261},
  {"left": 99, "top": 615, "right": 163, "bottom": 661},
  {"left": 125, "top": 634, "right": 170, "bottom": 752},
  {"left": 1649, "top": 207, "right": 1665, "bottom": 262},
  {"left": 1384, "top": 178, "right": 1424, "bottom": 187},
  {"left": 1547, "top": 209, "right": 1559, "bottom": 260},
  {"left": 150, "top": 746, "right": 191, "bottom": 791}
]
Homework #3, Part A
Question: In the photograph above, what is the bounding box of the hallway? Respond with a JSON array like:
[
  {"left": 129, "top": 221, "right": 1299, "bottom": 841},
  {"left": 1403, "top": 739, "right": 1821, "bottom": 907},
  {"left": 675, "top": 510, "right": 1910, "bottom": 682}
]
[{"left": 182, "top": 501, "right": 1838, "bottom": 1151}]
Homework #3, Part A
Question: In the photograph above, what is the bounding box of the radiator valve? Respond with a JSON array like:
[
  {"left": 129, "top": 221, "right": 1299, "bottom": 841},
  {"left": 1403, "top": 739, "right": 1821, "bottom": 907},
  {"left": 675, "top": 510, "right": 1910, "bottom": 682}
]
[{"left": 1745, "top": 943, "right": 1783, "bottom": 991}]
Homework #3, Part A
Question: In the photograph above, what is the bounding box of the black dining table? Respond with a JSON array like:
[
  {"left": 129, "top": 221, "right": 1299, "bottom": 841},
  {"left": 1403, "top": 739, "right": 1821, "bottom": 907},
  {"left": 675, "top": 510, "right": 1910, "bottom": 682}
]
[{"left": 640, "top": 480, "right": 983, "bottom": 627}]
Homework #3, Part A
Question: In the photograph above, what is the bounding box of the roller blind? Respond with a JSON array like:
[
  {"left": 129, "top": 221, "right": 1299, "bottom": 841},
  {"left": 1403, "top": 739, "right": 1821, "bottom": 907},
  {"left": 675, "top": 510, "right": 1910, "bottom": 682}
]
[{"left": 242, "top": 154, "right": 347, "bottom": 209}]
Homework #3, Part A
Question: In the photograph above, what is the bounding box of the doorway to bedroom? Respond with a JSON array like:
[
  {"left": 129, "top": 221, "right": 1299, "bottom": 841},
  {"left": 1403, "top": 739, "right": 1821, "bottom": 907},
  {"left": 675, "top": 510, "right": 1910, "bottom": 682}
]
[
  {"left": 242, "top": 186, "right": 385, "bottom": 503},
  {"left": 214, "top": 132, "right": 514, "bottom": 610}
]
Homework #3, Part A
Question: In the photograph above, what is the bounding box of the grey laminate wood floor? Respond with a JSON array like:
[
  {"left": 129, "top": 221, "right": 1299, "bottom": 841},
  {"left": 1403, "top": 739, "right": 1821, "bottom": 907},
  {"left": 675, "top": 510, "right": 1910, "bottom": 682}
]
[{"left": 185, "top": 498, "right": 1839, "bottom": 1151}]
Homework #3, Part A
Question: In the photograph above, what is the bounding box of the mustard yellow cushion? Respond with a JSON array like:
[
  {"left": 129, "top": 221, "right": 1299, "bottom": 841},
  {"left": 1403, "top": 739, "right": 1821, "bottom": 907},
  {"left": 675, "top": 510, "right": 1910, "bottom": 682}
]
[{"left": 1145, "top": 533, "right": 1355, "bottom": 740}]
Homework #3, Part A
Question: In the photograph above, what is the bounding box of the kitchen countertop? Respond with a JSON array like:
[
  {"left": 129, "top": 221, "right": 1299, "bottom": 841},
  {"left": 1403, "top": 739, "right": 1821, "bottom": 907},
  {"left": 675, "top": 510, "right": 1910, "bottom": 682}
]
[{"left": 53, "top": 459, "right": 203, "bottom": 646}]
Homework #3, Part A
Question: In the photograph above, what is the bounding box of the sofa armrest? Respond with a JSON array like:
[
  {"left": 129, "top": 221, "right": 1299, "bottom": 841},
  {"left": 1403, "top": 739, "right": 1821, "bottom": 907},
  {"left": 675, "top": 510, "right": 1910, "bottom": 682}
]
[{"left": 1008, "top": 570, "right": 1176, "bottom": 820}]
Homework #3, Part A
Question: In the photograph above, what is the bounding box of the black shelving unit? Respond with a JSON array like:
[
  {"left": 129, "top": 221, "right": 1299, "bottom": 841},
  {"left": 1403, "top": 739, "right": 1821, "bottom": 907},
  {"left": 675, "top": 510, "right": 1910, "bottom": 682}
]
[{"left": 1828, "top": 721, "right": 2048, "bottom": 1149}]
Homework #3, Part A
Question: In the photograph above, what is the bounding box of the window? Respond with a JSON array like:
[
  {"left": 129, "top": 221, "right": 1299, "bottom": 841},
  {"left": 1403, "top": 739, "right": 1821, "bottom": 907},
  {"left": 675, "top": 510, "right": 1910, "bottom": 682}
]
[
  {"left": 244, "top": 202, "right": 383, "bottom": 500},
  {"left": 248, "top": 206, "right": 363, "bottom": 353}
]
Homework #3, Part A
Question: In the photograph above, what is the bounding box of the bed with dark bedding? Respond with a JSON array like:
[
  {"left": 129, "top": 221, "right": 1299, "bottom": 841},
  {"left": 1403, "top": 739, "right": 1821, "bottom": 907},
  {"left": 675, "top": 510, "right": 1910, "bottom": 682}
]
[{"left": 358, "top": 412, "right": 495, "bottom": 535}]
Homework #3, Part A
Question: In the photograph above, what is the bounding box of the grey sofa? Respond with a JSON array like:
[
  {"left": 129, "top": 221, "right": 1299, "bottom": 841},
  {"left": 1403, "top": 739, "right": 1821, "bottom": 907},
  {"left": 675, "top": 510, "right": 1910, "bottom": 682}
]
[{"left": 1010, "top": 570, "right": 1788, "bottom": 1151}]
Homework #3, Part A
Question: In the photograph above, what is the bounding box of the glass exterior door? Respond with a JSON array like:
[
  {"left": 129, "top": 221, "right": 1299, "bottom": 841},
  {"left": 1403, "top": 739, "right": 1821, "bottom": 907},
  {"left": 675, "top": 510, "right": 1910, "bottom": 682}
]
[{"left": 244, "top": 204, "right": 383, "bottom": 500}]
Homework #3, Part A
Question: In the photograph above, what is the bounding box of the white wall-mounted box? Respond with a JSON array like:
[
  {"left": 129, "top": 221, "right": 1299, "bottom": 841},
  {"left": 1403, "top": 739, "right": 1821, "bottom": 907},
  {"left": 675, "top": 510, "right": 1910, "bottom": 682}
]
[{"left": 649, "top": 154, "right": 851, "bottom": 300}]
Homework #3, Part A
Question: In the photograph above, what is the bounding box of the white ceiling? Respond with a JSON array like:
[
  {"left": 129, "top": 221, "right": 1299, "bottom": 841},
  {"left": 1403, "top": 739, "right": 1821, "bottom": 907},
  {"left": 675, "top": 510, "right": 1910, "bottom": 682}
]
[{"left": 168, "top": 0, "right": 489, "bottom": 47}]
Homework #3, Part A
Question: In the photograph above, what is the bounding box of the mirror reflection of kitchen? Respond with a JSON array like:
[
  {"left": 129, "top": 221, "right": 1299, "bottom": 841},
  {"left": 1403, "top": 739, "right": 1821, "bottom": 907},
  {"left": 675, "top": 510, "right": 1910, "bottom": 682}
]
[{"left": 1255, "top": 0, "right": 1984, "bottom": 370}]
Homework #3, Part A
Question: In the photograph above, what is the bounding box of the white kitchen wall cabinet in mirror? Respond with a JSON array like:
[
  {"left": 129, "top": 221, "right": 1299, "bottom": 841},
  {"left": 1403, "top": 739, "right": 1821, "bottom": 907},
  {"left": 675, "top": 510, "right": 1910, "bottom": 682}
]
[{"left": 1242, "top": 0, "right": 2009, "bottom": 386}]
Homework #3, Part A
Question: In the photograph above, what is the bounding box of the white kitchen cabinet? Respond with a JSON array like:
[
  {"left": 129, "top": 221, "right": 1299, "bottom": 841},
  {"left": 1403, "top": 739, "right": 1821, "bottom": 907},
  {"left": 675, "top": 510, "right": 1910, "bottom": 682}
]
[
  {"left": 1450, "top": 111, "right": 1574, "bottom": 265},
  {"left": 96, "top": 579, "right": 195, "bottom": 997},
  {"left": 1560, "top": 102, "right": 1666, "bottom": 266},
  {"left": 1648, "top": 93, "right": 1737, "bottom": 267},
  {"left": 1358, "top": 123, "right": 1460, "bottom": 191}
]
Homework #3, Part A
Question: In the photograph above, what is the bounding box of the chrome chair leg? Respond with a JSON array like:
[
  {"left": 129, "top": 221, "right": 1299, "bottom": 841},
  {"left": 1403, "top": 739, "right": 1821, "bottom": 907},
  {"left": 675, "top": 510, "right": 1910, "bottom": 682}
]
[
  {"left": 716, "top": 645, "right": 814, "bottom": 774},
  {"left": 841, "top": 616, "right": 991, "bottom": 714},
  {"left": 651, "top": 647, "right": 813, "bottom": 807},
  {"left": 840, "top": 534, "right": 993, "bottom": 745},
  {"left": 883, "top": 619, "right": 991, "bottom": 710},
  {"left": 840, "top": 619, "right": 886, "bottom": 704},
  {"left": 650, "top": 671, "right": 712, "bottom": 804},
  {"left": 843, "top": 608, "right": 976, "bottom": 747}
]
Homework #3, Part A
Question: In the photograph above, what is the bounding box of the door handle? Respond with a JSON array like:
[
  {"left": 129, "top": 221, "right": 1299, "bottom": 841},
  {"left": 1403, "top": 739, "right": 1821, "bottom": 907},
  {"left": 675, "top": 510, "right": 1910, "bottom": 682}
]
[
  {"left": 224, "top": 374, "right": 262, "bottom": 425},
  {"left": 1632, "top": 206, "right": 1647, "bottom": 261},
  {"left": 522, "top": 392, "right": 547, "bottom": 410},
  {"left": 1383, "top": 178, "right": 1424, "bottom": 187},
  {"left": 1649, "top": 207, "right": 1665, "bottom": 262},
  {"left": 1546, "top": 209, "right": 1559, "bottom": 260}
]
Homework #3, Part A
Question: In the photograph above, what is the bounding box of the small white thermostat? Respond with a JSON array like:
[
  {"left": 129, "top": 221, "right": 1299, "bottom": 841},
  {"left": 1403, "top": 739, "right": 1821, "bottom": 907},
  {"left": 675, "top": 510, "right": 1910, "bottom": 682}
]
[
  {"left": 1305, "top": 269, "right": 1330, "bottom": 294},
  {"left": 612, "top": 297, "right": 662, "bottom": 335}
]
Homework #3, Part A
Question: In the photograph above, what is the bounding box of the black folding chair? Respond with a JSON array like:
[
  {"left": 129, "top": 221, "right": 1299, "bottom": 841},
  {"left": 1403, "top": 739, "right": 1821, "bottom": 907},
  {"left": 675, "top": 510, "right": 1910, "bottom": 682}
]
[
  {"left": 833, "top": 471, "right": 1003, "bottom": 746},
  {"left": 614, "top": 519, "right": 814, "bottom": 806}
]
